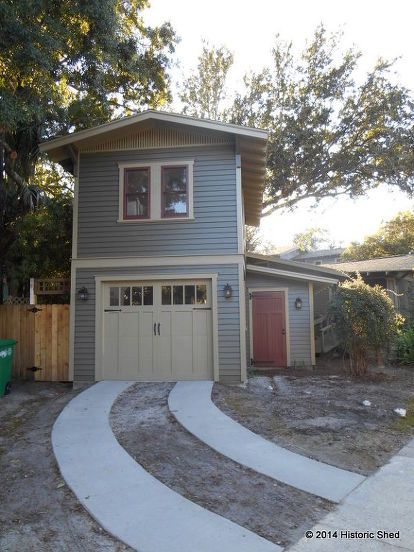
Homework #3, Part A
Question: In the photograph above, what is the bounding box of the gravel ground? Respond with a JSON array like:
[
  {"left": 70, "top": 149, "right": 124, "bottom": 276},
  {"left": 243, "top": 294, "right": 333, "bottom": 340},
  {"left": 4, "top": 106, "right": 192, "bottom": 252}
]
[
  {"left": 110, "top": 382, "right": 334, "bottom": 548},
  {"left": 0, "top": 380, "right": 131, "bottom": 552},
  {"left": 212, "top": 365, "right": 414, "bottom": 476}
]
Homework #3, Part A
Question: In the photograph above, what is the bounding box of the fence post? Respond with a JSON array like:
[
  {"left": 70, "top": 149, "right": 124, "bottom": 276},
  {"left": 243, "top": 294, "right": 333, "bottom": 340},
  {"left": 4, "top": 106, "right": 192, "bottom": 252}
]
[{"left": 29, "top": 278, "right": 37, "bottom": 304}]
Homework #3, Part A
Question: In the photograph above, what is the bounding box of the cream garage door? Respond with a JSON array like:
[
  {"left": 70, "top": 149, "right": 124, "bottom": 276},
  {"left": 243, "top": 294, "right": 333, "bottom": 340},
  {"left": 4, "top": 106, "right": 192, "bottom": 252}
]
[{"left": 102, "top": 280, "right": 213, "bottom": 381}]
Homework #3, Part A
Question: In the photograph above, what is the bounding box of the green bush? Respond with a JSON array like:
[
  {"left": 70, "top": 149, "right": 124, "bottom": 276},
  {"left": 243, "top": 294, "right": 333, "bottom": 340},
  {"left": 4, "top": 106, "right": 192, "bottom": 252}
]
[
  {"left": 330, "top": 275, "right": 403, "bottom": 375},
  {"left": 396, "top": 325, "right": 414, "bottom": 365}
]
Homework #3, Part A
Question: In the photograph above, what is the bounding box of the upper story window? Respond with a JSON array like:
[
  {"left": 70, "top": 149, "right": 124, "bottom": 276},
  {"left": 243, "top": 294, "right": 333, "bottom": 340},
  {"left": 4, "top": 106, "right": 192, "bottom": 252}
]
[
  {"left": 118, "top": 160, "right": 193, "bottom": 223},
  {"left": 162, "top": 166, "right": 188, "bottom": 218},
  {"left": 124, "top": 167, "right": 150, "bottom": 219}
]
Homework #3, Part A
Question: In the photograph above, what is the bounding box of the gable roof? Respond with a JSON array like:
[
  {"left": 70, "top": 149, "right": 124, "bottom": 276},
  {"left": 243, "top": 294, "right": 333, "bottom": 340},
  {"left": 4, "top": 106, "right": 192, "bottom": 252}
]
[
  {"left": 39, "top": 110, "right": 268, "bottom": 226},
  {"left": 324, "top": 254, "right": 414, "bottom": 274}
]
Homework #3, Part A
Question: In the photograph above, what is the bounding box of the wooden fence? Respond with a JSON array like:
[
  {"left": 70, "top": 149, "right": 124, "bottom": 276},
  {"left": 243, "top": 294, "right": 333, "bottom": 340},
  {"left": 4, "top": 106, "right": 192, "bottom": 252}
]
[{"left": 0, "top": 304, "right": 70, "bottom": 381}]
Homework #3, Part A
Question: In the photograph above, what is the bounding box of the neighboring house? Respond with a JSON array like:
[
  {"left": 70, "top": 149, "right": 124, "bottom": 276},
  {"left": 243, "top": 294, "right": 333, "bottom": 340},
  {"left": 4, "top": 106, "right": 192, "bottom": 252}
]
[
  {"left": 325, "top": 255, "right": 414, "bottom": 320},
  {"left": 277, "top": 247, "right": 345, "bottom": 265},
  {"left": 40, "top": 111, "right": 342, "bottom": 385}
]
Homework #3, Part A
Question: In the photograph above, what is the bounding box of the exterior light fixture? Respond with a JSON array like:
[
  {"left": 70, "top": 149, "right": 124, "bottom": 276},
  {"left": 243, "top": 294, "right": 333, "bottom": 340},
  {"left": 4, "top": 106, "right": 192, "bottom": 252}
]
[
  {"left": 295, "top": 297, "right": 303, "bottom": 310},
  {"left": 78, "top": 287, "right": 89, "bottom": 301},
  {"left": 224, "top": 283, "right": 233, "bottom": 299}
]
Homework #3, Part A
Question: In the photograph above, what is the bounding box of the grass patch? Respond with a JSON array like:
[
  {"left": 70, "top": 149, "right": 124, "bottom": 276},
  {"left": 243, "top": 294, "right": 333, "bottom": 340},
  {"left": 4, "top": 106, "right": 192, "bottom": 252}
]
[{"left": 394, "top": 399, "right": 414, "bottom": 433}]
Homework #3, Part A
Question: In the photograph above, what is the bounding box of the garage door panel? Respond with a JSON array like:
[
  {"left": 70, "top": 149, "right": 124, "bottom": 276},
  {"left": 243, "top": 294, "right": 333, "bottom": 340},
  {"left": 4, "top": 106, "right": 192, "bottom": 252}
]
[
  {"left": 155, "top": 311, "right": 172, "bottom": 380},
  {"left": 139, "top": 311, "right": 155, "bottom": 378},
  {"left": 103, "top": 313, "right": 119, "bottom": 379},
  {"left": 102, "top": 280, "right": 213, "bottom": 381}
]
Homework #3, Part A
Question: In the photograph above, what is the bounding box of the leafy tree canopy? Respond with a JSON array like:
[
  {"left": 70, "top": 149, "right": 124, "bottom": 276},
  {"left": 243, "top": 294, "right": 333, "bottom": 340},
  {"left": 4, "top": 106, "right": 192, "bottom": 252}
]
[
  {"left": 0, "top": 0, "right": 176, "bottom": 182},
  {"left": 293, "top": 226, "right": 333, "bottom": 252},
  {"left": 179, "top": 42, "right": 233, "bottom": 120},
  {"left": 342, "top": 210, "right": 414, "bottom": 260},
  {"left": 5, "top": 192, "right": 72, "bottom": 298},
  {"left": 179, "top": 27, "right": 414, "bottom": 216}
]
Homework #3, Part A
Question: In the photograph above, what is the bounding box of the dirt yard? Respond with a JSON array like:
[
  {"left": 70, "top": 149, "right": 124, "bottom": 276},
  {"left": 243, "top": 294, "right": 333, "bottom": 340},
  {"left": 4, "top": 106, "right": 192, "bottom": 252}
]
[
  {"left": 110, "top": 382, "right": 333, "bottom": 548},
  {"left": 0, "top": 381, "right": 131, "bottom": 552},
  {"left": 213, "top": 365, "right": 414, "bottom": 476}
]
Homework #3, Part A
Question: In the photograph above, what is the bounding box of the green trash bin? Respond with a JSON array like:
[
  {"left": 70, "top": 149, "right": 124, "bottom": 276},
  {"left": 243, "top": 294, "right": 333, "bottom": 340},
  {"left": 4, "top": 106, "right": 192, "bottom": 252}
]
[{"left": 0, "top": 339, "right": 17, "bottom": 396}]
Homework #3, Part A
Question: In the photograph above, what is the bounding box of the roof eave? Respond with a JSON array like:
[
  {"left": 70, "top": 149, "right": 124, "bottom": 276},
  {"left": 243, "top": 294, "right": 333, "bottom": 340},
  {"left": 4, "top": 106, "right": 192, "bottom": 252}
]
[{"left": 39, "top": 110, "right": 268, "bottom": 153}]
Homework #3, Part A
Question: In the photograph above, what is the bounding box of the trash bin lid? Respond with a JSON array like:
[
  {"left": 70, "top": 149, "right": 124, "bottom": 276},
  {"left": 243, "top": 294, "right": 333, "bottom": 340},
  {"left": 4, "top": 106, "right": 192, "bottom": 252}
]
[{"left": 0, "top": 339, "right": 17, "bottom": 348}]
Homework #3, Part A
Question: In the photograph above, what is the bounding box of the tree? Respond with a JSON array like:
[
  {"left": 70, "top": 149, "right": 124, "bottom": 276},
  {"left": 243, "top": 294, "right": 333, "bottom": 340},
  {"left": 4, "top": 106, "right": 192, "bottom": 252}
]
[
  {"left": 293, "top": 226, "right": 332, "bottom": 252},
  {"left": 5, "top": 193, "right": 72, "bottom": 299},
  {"left": 179, "top": 42, "right": 233, "bottom": 120},
  {"left": 342, "top": 211, "right": 414, "bottom": 260},
  {"left": 228, "top": 26, "right": 414, "bottom": 216},
  {"left": 245, "top": 226, "right": 274, "bottom": 253},
  {"left": 0, "top": 0, "right": 176, "bottom": 301},
  {"left": 330, "top": 276, "right": 402, "bottom": 375},
  {"left": 1, "top": 0, "right": 176, "bottom": 183}
]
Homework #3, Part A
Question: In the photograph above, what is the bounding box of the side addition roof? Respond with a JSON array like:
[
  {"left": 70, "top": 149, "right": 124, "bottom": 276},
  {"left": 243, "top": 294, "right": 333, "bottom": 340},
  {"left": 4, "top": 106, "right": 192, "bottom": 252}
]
[
  {"left": 324, "top": 254, "right": 414, "bottom": 274},
  {"left": 39, "top": 110, "right": 268, "bottom": 226},
  {"left": 247, "top": 253, "right": 344, "bottom": 284}
]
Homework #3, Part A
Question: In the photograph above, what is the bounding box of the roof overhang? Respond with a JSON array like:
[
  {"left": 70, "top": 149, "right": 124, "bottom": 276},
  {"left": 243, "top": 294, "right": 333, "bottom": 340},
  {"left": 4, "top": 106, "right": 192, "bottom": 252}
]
[
  {"left": 246, "top": 264, "right": 340, "bottom": 284},
  {"left": 39, "top": 110, "right": 268, "bottom": 226}
]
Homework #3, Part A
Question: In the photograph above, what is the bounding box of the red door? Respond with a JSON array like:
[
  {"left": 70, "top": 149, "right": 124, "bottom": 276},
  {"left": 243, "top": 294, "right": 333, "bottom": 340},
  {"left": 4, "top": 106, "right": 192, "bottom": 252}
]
[{"left": 252, "top": 291, "right": 287, "bottom": 367}]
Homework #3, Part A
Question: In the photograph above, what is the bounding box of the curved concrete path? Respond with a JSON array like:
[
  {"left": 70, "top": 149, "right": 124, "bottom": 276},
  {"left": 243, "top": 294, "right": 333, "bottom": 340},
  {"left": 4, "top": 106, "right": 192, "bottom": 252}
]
[
  {"left": 52, "top": 381, "right": 281, "bottom": 552},
  {"left": 169, "top": 381, "right": 365, "bottom": 503}
]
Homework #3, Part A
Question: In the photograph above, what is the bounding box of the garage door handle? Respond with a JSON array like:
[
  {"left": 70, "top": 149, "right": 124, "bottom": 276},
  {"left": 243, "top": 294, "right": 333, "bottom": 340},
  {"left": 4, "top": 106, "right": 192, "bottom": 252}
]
[
  {"left": 157, "top": 323, "right": 161, "bottom": 336},
  {"left": 105, "top": 309, "right": 121, "bottom": 312},
  {"left": 154, "top": 323, "right": 156, "bottom": 336}
]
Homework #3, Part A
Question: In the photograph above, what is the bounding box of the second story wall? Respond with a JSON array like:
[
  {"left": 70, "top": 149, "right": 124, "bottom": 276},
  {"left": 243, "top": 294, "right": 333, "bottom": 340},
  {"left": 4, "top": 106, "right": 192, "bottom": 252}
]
[{"left": 77, "top": 144, "right": 238, "bottom": 258}]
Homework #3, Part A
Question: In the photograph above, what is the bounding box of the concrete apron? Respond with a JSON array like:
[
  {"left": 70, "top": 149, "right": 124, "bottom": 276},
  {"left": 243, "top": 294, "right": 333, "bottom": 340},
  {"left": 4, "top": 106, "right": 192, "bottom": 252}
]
[
  {"left": 52, "top": 381, "right": 282, "bottom": 552},
  {"left": 168, "top": 381, "right": 365, "bottom": 503}
]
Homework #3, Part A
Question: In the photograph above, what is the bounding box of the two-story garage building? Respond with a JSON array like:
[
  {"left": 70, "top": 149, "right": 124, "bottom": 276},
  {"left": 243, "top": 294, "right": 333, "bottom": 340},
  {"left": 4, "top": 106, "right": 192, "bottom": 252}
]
[{"left": 40, "top": 111, "right": 340, "bottom": 385}]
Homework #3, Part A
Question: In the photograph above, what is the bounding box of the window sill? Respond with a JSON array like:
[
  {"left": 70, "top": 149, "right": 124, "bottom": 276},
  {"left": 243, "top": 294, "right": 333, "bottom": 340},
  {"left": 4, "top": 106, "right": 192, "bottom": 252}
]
[{"left": 117, "top": 217, "right": 195, "bottom": 224}]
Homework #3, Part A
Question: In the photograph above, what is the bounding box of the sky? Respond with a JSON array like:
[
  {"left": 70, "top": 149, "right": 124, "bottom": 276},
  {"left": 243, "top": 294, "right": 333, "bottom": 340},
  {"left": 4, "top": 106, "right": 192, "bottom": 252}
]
[{"left": 146, "top": 0, "right": 413, "bottom": 249}]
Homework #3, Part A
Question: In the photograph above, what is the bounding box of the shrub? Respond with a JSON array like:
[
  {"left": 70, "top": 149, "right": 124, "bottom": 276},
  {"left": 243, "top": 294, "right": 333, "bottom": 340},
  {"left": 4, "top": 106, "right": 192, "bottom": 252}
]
[
  {"left": 395, "top": 324, "right": 414, "bottom": 365},
  {"left": 330, "top": 275, "right": 403, "bottom": 375}
]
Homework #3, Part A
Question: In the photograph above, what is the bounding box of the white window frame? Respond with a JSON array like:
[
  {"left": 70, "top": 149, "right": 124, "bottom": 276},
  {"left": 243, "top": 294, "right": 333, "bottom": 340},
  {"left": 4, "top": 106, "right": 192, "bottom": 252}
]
[{"left": 118, "top": 160, "right": 194, "bottom": 223}]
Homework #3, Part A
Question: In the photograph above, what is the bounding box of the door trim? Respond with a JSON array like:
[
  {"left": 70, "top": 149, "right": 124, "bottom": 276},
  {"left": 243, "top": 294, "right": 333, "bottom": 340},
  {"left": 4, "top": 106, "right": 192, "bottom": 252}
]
[
  {"left": 248, "top": 287, "right": 291, "bottom": 367},
  {"left": 95, "top": 273, "right": 219, "bottom": 382}
]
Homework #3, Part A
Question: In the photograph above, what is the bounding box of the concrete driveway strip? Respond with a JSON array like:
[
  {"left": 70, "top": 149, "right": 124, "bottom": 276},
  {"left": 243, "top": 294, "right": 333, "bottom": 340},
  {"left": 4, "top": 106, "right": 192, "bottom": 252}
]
[
  {"left": 169, "top": 381, "right": 365, "bottom": 503},
  {"left": 289, "top": 440, "right": 414, "bottom": 551},
  {"left": 52, "top": 381, "right": 281, "bottom": 552}
]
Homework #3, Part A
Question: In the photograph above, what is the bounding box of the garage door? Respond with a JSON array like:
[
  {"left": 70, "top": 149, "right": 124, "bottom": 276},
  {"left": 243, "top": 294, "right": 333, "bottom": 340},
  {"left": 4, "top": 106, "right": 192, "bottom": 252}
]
[{"left": 102, "top": 280, "right": 213, "bottom": 381}]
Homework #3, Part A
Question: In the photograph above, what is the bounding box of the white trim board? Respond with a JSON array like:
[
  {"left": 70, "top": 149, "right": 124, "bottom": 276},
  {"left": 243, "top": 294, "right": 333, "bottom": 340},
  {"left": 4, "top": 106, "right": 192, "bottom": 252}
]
[
  {"left": 246, "top": 264, "right": 339, "bottom": 284},
  {"left": 73, "top": 254, "right": 244, "bottom": 269},
  {"left": 94, "top": 273, "right": 220, "bottom": 383},
  {"left": 309, "top": 282, "right": 316, "bottom": 366},
  {"left": 248, "top": 287, "right": 291, "bottom": 368}
]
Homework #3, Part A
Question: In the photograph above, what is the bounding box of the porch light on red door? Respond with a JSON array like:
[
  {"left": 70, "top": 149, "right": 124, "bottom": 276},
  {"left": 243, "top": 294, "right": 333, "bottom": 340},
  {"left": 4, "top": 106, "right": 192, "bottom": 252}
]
[{"left": 224, "top": 283, "right": 233, "bottom": 299}]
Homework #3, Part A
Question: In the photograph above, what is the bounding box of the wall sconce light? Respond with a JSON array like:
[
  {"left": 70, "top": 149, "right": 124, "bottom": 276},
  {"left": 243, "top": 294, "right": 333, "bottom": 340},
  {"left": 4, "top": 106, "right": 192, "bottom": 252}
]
[
  {"left": 295, "top": 297, "right": 303, "bottom": 310},
  {"left": 78, "top": 287, "right": 89, "bottom": 301},
  {"left": 224, "top": 283, "right": 233, "bottom": 299}
]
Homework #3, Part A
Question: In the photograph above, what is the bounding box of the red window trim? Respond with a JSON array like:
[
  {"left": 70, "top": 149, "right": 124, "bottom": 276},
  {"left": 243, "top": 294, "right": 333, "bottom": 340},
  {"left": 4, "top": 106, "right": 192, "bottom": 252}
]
[
  {"left": 123, "top": 167, "right": 151, "bottom": 220},
  {"left": 161, "top": 165, "right": 189, "bottom": 218}
]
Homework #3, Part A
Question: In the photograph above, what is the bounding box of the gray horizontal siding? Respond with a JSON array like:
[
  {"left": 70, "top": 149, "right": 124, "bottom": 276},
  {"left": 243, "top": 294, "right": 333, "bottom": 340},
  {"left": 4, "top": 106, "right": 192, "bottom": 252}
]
[
  {"left": 246, "top": 272, "right": 312, "bottom": 367},
  {"left": 77, "top": 146, "right": 238, "bottom": 257},
  {"left": 74, "top": 263, "right": 241, "bottom": 382}
]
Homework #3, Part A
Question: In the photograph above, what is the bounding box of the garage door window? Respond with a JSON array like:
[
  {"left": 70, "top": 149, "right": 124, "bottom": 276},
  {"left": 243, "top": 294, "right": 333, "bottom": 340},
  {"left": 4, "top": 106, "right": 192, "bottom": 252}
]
[
  {"left": 110, "top": 287, "right": 119, "bottom": 306},
  {"left": 108, "top": 285, "right": 153, "bottom": 306},
  {"left": 159, "top": 284, "right": 208, "bottom": 306}
]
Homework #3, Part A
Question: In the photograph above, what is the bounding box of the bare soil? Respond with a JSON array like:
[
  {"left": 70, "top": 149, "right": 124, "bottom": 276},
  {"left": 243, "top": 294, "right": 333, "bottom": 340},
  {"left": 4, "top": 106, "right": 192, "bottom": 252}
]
[
  {"left": 0, "top": 380, "right": 131, "bottom": 552},
  {"left": 213, "top": 364, "right": 414, "bottom": 476},
  {"left": 110, "top": 382, "right": 334, "bottom": 548}
]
